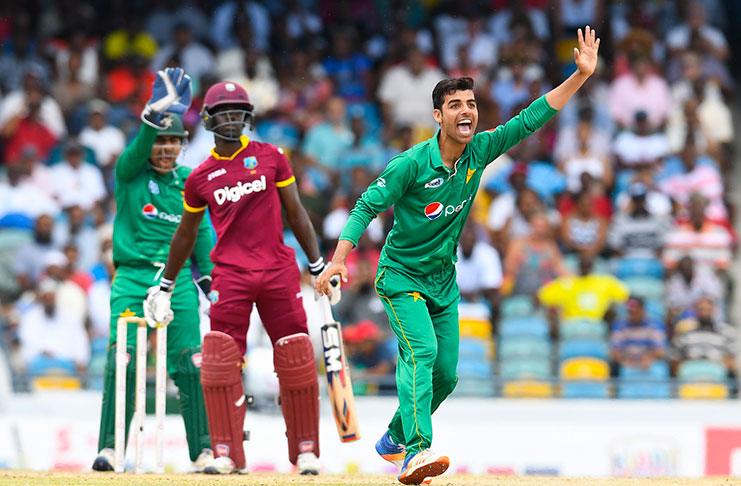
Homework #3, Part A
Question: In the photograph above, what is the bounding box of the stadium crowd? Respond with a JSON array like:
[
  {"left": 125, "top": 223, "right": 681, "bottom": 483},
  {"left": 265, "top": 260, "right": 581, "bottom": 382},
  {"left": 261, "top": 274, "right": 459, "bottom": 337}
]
[{"left": 0, "top": 0, "right": 739, "bottom": 399}]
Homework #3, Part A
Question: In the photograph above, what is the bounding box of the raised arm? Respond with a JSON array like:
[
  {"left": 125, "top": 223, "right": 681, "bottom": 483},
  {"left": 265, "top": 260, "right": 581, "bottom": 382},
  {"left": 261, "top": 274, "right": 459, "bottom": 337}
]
[{"left": 545, "top": 26, "right": 600, "bottom": 110}]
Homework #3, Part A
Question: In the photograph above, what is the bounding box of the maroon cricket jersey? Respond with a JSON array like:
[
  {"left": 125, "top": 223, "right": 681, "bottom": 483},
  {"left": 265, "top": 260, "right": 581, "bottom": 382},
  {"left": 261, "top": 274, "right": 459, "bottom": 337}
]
[{"left": 183, "top": 136, "right": 297, "bottom": 270}]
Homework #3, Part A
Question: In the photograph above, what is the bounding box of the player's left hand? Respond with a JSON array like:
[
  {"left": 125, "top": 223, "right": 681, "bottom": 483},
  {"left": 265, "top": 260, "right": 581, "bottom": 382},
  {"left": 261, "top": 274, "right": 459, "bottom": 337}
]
[
  {"left": 141, "top": 67, "right": 193, "bottom": 130},
  {"left": 574, "top": 25, "right": 600, "bottom": 77}
]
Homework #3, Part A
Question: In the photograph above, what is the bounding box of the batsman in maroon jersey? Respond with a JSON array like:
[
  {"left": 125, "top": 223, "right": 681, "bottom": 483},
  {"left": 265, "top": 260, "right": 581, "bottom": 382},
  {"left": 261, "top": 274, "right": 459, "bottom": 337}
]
[{"left": 144, "top": 81, "right": 332, "bottom": 475}]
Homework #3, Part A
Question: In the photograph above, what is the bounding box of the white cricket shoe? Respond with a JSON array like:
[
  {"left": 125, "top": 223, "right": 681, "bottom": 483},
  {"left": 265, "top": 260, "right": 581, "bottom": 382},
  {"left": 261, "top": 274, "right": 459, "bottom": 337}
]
[
  {"left": 297, "top": 452, "right": 320, "bottom": 475},
  {"left": 203, "top": 455, "right": 247, "bottom": 474},
  {"left": 92, "top": 448, "right": 115, "bottom": 472},
  {"left": 192, "top": 448, "right": 215, "bottom": 473},
  {"left": 398, "top": 449, "right": 449, "bottom": 485}
]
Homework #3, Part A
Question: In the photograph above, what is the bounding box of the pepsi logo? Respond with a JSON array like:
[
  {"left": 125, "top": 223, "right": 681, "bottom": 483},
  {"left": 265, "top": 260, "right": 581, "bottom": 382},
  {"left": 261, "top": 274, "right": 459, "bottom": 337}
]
[
  {"left": 142, "top": 203, "right": 159, "bottom": 219},
  {"left": 424, "top": 202, "right": 443, "bottom": 220}
]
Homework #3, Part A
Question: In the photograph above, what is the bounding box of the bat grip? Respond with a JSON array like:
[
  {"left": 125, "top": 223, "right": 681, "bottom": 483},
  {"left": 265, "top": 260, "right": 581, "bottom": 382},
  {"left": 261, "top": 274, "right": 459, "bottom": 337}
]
[{"left": 321, "top": 295, "right": 335, "bottom": 322}]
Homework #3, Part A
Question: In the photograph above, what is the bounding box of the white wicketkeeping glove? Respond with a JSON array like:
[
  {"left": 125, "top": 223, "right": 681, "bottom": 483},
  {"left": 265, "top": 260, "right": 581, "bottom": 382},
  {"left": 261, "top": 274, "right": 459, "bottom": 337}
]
[{"left": 143, "top": 285, "right": 174, "bottom": 327}]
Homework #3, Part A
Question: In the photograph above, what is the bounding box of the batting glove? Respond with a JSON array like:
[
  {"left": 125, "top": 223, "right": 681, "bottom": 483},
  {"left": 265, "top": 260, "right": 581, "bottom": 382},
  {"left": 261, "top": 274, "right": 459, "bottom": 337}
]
[
  {"left": 140, "top": 67, "right": 193, "bottom": 130},
  {"left": 309, "top": 257, "right": 341, "bottom": 305},
  {"left": 143, "top": 285, "right": 174, "bottom": 327}
]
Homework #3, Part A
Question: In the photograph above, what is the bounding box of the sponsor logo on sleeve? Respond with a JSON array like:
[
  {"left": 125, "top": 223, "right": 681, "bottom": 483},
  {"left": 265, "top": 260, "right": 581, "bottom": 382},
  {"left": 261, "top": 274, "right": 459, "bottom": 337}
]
[
  {"left": 148, "top": 180, "right": 160, "bottom": 194},
  {"left": 376, "top": 177, "right": 386, "bottom": 188},
  {"left": 424, "top": 202, "right": 443, "bottom": 220},
  {"left": 207, "top": 168, "right": 227, "bottom": 180},
  {"left": 424, "top": 177, "right": 444, "bottom": 189},
  {"left": 213, "top": 175, "right": 267, "bottom": 205}
]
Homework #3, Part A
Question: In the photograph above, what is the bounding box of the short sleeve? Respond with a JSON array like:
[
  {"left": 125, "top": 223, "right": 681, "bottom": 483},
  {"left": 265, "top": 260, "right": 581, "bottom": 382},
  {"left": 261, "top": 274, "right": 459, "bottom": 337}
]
[
  {"left": 274, "top": 147, "right": 295, "bottom": 188},
  {"left": 183, "top": 171, "right": 207, "bottom": 212}
]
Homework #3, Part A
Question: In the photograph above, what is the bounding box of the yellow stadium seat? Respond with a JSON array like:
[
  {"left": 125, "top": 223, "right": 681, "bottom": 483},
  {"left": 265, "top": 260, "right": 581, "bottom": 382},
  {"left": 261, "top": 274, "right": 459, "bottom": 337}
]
[
  {"left": 31, "top": 375, "right": 82, "bottom": 391},
  {"left": 678, "top": 383, "right": 729, "bottom": 399},
  {"left": 459, "top": 318, "right": 492, "bottom": 339},
  {"left": 560, "top": 357, "right": 610, "bottom": 380},
  {"left": 503, "top": 380, "right": 553, "bottom": 398}
]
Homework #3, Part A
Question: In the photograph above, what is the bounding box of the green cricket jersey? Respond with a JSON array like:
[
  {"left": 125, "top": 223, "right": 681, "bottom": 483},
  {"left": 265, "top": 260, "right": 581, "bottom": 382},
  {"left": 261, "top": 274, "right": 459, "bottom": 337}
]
[
  {"left": 340, "top": 95, "right": 558, "bottom": 276},
  {"left": 112, "top": 124, "right": 214, "bottom": 276}
]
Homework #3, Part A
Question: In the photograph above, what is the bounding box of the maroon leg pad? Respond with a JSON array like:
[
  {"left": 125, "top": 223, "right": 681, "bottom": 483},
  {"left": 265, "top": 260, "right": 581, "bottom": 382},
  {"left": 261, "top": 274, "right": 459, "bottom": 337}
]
[
  {"left": 200, "top": 331, "right": 247, "bottom": 469},
  {"left": 274, "top": 333, "right": 320, "bottom": 465}
]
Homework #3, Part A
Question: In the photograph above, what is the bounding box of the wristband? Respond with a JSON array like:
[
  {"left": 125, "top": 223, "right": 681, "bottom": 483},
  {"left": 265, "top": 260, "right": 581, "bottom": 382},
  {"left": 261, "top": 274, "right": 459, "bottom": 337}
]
[
  {"left": 308, "top": 257, "right": 325, "bottom": 277},
  {"left": 160, "top": 277, "right": 175, "bottom": 292}
]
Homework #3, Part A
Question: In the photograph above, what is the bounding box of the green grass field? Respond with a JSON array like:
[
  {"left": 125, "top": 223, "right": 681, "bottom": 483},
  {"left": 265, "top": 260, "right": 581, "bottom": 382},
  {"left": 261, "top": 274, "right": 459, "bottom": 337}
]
[{"left": 2, "top": 472, "right": 741, "bottom": 486}]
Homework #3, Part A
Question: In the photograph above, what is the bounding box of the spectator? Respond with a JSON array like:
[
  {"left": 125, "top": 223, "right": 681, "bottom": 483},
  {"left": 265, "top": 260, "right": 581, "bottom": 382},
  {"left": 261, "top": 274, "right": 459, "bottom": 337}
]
[
  {"left": 558, "top": 117, "right": 612, "bottom": 193},
  {"left": 53, "top": 205, "right": 99, "bottom": 272},
  {"left": 0, "top": 17, "right": 49, "bottom": 93},
  {"left": 665, "top": 256, "right": 725, "bottom": 324},
  {"left": 102, "top": 18, "right": 157, "bottom": 62},
  {"left": 613, "top": 166, "right": 673, "bottom": 217},
  {"left": 210, "top": 0, "right": 270, "bottom": 52},
  {"left": 503, "top": 212, "right": 569, "bottom": 296},
  {"left": 659, "top": 141, "right": 726, "bottom": 222},
  {"left": 302, "top": 96, "right": 353, "bottom": 177},
  {"left": 17, "top": 277, "right": 90, "bottom": 376},
  {"left": 561, "top": 190, "right": 608, "bottom": 258},
  {"left": 275, "top": 49, "right": 333, "bottom": 130},
  {"left": 673, "top": 295, "right": 736, "bottom": 376},
  {"left": 377, "top": 46, "right": 445, "bottom": 136},
  {"left": 78, "top": 99, "right": 126, "bottom": 170},
  {"left": 490, "top": 56, "right": 539, "bottom": 120},
  {"left": 0, "top": 163, "right": 60, "bottom": 220},
  {"left": 321, "top": 27, "right": 373, "bottom": 102},
  {"left": 456, "top": 224, "right": 502, "bottom": 323},
  {"left": 608, "top": 182, "right": 670, "bottom": 258},
  {"left": 343, "top": 320, "right": 396, "bottom": 395},
  {"left": 338, "top": 112, "right": 386, "bottom": 183},
  {"left": 13, "top": 214, "right": 57, "bottom": 291},
  {"left": 49, "top": 139, "right": 106, "bottom": 212},
  {"left": 663, "top": 193, "right": 732, "bottom": 272},
  {"left": 612, "top": 110, "right": 670, "bottom": 168},
  {"left": 538, "top": 254, "right": 629, "bottom": 321},
  {"left": 0, "top": 68, "right": 66, "bottom": 162},
  {"left": 608, "top": 53, "right": 671, "bottom": 130},
  {"left": 151, "top": 22, "right": 215, "bottom": 84},
  {"left": 51, "top": 48, "right": 94, "bottom": 119},
  {"left": 492, "top": 186, "right": 546, "bottom": 252},
  {"left": 610, "top": 296, "right": 666, "bottom": 372},
  {"left": 144, "top": 0, "right": 210, "bottom": 46}
]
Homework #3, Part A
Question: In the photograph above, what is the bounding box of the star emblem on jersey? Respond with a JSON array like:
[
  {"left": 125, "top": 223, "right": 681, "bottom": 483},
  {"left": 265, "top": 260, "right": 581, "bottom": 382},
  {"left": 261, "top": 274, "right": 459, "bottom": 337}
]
[
  {"left": 407, "top": 292, "right": 425, "bottom": 302},
  {"left": 244, "top": 156, "right": 259, "bottom": 169},
  {"left": 466, "top": 168, "right": 477, "bottom": 184},
  {"left": 424, "top": 202, "right": 443, "bottom": 220}
]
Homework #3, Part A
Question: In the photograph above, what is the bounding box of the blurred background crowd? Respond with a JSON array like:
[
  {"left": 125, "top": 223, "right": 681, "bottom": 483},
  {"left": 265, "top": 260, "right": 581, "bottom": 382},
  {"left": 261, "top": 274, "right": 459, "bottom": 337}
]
[{"left": 0, "top": 0, "right": 739, "bottom": 400}]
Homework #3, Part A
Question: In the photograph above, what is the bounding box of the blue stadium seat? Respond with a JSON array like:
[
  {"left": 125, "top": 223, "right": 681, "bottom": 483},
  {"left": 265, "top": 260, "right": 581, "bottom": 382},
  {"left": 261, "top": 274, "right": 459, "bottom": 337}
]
[
  {"left": 559, "top": 319, "right": 607, "bottom": 340},
  {"left": 617, "top": 361, "right": 671, "bottom": 399},
  {"left": 677, "top": 360, "right": 727, "bottom": 382},
  {"left": 562, "top": 382, "right": 609, "bottom": 398},
  {"left": 499, "top": 358, "right": 551, "bottom": 380},
  {"left": 613, "top": 257, "right": 664, "bottom": 280},
  {"left": 459, "top": 338, "right": 491, "bottom": 360},
  {"left": 622, "top": 276, "right": 665, "bottom": 301},
  {"left": 558, "top": 339, "right": 609, "bottom": 362},
  {"left": 498, "top": 337, "right": 551, "bottom": 361},
  {"left": 457, "top": 359, "right": 493, "bottom": 379},
  {"left": 500, "top": 296, "right": 536, "bottom": 318},
  {"left": 499, "top": 316, "right": 550, "bottom": 340}
]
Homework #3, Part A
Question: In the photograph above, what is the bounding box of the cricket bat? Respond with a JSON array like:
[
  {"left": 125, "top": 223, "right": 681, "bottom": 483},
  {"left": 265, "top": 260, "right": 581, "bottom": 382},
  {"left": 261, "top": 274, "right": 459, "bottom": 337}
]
[{"left": 320, "top": 295, "right": 360, "bottom": 442}]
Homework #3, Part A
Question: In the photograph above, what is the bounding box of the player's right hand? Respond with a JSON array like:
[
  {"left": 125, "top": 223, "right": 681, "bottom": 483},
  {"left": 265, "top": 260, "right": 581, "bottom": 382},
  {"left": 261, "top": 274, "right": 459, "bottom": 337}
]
[
  {"left": 314, "top": 261, "right": 348, "bottom": 302},
  {"left": 140, "top": 67, "right": 193, "bottom": 130},
  {"left": 143, "top": 285, "right": 174, "bottom": 327}
]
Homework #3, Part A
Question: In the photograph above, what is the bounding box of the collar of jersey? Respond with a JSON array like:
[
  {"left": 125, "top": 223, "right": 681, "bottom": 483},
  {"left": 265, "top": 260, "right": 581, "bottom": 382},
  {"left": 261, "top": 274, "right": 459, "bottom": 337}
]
[
  {"left": 430, "top": 129, "right": 470, "bottom": 175},
  {"left": 210, "top": 135, "right": 250, "bottom": 160}
]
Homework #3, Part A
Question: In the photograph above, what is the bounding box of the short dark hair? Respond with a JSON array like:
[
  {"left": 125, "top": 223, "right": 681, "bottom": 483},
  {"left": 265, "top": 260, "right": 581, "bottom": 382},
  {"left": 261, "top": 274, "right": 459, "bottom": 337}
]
[{"left": 432, "top": 77, "right": 475, "bottom": 111}]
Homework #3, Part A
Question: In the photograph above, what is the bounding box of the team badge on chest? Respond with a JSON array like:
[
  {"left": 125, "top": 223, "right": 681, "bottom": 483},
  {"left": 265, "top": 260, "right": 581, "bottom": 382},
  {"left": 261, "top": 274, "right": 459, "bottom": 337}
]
[{"left": 244, "top": 156, "right": 259, "bottom": 169}]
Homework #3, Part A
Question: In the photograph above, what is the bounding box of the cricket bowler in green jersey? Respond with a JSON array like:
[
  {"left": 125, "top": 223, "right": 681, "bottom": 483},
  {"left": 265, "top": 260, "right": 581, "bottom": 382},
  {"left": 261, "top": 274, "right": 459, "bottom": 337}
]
[
  {"left": 316, "top": 27, "right": 601, "bottom": 485},
  {"left": 93, "top": 68, "right": 216, "bottom": 472}
]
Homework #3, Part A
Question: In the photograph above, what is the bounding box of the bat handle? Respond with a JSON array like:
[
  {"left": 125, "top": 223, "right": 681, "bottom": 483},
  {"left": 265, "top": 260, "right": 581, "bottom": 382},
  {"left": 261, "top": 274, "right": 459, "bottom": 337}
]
[{"left": 321, "top": 294, "right": 334, "bottom": 322}]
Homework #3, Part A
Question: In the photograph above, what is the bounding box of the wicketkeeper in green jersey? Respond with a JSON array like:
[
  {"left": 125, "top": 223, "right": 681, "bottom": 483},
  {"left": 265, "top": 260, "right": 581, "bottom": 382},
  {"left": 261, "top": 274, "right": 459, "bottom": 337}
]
[
  {"left": 316, "top": 27, "right": 601, "bottom": 485},
  {"left": 93, "top": 68, "right": 216, "bottom": 472}
]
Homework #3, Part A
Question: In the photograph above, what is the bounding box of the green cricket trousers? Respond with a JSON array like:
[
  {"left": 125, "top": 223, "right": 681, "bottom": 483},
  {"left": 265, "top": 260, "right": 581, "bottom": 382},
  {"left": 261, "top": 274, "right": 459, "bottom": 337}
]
[
  {"left": 97, "top": 263, "right": 209, "bottom": 461},
  {"left": 374, "top": 264, "right": 460, "bottom": 456}
]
